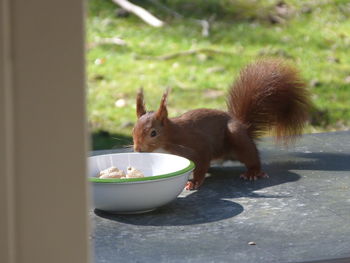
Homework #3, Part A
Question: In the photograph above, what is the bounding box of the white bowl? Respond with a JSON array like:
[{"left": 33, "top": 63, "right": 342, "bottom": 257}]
[{"left": 88, "top": 152, "right": 195, "bottom": 214}]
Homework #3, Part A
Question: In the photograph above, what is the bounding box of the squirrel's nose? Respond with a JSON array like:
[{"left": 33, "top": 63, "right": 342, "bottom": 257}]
[{"left": 134, "top": 145, "right": 142, "bottom": 152}]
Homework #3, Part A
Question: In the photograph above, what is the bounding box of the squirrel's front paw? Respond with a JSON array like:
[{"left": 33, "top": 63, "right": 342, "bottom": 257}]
[
  {"left": 185, "top": 179, "right": 203, "bottom": 190},
  {"left": 240, "top": 171, "right": 269, "bottom": 181}
]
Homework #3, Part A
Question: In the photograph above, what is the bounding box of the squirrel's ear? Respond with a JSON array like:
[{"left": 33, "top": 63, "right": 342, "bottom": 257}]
[
  {"left": 136, "top": 88, "right": 146, "bottom": 118},
  {"left": 156, "top": 88, "right": 169, "bottom": 124}
]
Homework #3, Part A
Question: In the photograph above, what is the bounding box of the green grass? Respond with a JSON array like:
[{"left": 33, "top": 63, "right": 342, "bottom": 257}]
[{"left": 87, "top": 0, "right": 350, "bottom": 150}]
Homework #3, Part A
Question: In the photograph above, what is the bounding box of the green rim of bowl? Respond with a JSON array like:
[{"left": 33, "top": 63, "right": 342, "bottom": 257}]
[{"left": 89, "top": 160, "right": 195, "bottom": 183}]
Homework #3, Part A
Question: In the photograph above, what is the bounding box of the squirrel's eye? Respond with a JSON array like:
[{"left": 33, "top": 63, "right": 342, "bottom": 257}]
[{"left": 150, "top": 130, "right": 157, "bottom": 137}]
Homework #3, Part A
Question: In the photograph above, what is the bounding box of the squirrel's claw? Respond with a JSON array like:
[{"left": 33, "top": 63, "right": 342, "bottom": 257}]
[
  {"left": 240, "top": 171, "right": 268, "bottom": 181},
  {"left": 185, "top": 181, "right": 195, "bottom": 190},
  {"left": 185, "top": 179, "right": 204, "bottom": 190}
]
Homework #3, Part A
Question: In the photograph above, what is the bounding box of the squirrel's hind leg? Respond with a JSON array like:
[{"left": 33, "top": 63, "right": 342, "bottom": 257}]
[{"left": 226, "top": 120, "right": 269, "bottom": 181}]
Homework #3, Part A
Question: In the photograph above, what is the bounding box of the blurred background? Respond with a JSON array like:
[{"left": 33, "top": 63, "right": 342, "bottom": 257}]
[{"left": 86, "top": 0, "right": 350, "bottom": 150}]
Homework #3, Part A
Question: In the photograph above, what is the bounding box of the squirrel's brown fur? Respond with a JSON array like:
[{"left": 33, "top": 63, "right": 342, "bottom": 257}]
[
  {"left": 228, "top": 59, "right": 310, "bottom": 143},
  {"left": 132, "top": 59, "right": 311, "bottom": 190}
]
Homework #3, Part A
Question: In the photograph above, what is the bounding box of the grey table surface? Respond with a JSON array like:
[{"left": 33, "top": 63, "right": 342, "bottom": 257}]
[{"left": 90, "top": 131, "right": 350, "bottom": 263}]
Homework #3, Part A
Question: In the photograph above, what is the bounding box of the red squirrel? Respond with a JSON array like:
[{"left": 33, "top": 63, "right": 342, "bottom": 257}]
[{"left": 132, "top": 59, "right": 311, "bottom": 190}]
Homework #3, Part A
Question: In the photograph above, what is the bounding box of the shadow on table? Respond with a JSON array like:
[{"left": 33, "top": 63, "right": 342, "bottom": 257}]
[
  {"left": 94, "top": 151, "right": 349, "bottom": 226},
  {"left": 94, "top": 196, "right": 244, "bottom": 226},
  {"left": 94, "top": 166, "right": 300, "bottom": 226}
]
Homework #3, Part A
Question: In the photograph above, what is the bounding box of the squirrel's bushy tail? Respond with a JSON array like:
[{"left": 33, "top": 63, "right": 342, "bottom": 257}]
[{"left": 227, "top": 59, "right": 311, "bottom": 144}]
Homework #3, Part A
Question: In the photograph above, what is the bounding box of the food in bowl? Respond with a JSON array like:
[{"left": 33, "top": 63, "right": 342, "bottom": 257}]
[
  {"left": 125, "top": 166, "right": 144, "bottom": 178},
  {"left": 97, "top": 165, "right": 144, "bottom": 179},
  {"left": 98, "top": 166, "right": 126, "bottom": 179}
]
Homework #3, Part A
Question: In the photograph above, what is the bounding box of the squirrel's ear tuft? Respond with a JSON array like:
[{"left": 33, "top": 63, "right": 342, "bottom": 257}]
[
  {"left": 156, "top": 88, "right": 169, "bottom": 124},
  {"left": 136, "top": 87, "right": 146, "bottom": 118}
]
